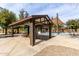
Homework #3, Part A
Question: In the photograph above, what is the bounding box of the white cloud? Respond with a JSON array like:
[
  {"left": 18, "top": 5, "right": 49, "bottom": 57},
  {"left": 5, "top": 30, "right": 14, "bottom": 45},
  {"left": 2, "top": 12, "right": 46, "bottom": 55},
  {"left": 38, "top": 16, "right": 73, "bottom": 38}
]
[
  {"left": 0, "top": 3, "right": 79, "bottom": 23},
  {"left": 34, "top": 4, "right": 79, "bottom": 23}
]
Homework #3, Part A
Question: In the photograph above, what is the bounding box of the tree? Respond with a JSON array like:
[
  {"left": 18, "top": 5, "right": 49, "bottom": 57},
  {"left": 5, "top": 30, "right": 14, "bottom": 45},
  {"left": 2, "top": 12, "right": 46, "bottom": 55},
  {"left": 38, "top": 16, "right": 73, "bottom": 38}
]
[
  {"left": 53, "top": 24, "right": 64, "bottom": 32},
  {"left": 58, "top": 24, "right": 64, "bottom": 32},
  {"left": 24, "top": 11, "right": 29, "bottom": 18},
  {"left": 19, "top": 9, "right": 24, "bottom": 19},
  {"left": 77, "top": 19, "right": 79, "bottom": 28},
  {"left": 19, "top": 9, "right": 29, "bottom": 19},
  {"left": 66, "top": 19, "right": 79, "bottom": 32},
  {"left": 0, "top": 8, "right": 16, "bottom": 34}
]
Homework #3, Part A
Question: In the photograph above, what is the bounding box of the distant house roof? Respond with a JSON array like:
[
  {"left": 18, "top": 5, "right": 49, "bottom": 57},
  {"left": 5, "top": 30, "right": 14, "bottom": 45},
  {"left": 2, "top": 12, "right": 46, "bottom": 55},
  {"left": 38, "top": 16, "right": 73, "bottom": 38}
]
[{"left": 51, "top": 17, "right": 64, "bottom": 25}]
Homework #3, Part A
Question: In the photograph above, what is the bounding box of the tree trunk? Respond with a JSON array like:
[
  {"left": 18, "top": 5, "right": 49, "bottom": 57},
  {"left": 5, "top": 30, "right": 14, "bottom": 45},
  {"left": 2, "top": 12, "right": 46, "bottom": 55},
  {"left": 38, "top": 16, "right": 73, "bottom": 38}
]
[
  {"left": 5, "top": 28, "right": 7, "bottom": 35},
  {"left": 75, "top": 28, "right": 77, "bottom": 32},
  {"left": 3, "top": 28, "right": 4, "bottom": 33}
]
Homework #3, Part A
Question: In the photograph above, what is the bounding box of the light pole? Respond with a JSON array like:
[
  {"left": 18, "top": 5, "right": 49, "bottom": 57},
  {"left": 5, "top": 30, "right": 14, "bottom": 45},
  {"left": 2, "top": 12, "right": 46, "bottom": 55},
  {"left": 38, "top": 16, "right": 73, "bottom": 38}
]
[{"left": 57, "top": 13, "right": 59, "bottom": 34}]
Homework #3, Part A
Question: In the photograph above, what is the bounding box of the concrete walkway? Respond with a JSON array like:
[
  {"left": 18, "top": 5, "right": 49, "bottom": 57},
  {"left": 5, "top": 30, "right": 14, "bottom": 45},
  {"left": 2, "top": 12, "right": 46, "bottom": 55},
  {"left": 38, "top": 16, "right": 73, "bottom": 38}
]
[{"left": 0, "top": 34, "right": 79, "bottom": 55}]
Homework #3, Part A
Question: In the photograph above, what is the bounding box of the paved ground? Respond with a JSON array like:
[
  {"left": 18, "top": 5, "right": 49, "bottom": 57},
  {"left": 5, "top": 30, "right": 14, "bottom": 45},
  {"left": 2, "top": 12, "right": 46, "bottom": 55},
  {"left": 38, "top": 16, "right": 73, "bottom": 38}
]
[
  {"left": 0, "top": 34, "right": 79, "bottom": 56},
  {"left": 35, "top": 45, "right": 79, "bottom": 56},
  {"left": 0, "top": 36, "right": 32, "bottom": 56}
]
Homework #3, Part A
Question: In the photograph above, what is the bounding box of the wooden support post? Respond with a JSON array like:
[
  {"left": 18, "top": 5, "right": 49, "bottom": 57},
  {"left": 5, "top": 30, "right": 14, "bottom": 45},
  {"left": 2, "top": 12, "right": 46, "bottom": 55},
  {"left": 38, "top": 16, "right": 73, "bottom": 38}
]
[
  {"left": 40, "top": 26, "right": 42, "bottom": 32},
  {"left": 11, "top": 26, "right": 14, "bottom": 37},
  {"left": 27, "top": 26, "right": 29, "bottom": 35},
  {"left": 17, "top": 28, "right": 19, "bottom": 34},
  {"left": 29, "top": 20, "right": 35, "bottom": 46},
  {"left": 49, "top": 23, "right": 52, "bottom": 38}
]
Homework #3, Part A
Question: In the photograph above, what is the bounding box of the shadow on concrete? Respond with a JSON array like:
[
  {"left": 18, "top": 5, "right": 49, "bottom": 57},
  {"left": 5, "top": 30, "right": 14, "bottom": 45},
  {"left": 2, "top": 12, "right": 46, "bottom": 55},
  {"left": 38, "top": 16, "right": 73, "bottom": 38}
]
[
  {"left": 35, "top": 40, "right": 45, "bottom": 45},
  {"left": 0, "top": 34, "right": 24, "bottom": 38},
  {"left": 35, "top": 36, "right": 55, "bottom": 45}
]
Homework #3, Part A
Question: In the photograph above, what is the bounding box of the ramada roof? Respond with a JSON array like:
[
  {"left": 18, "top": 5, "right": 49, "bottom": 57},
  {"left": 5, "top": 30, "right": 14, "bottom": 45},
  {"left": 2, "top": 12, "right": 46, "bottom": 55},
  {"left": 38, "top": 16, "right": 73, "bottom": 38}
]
[{"left": 9, "top": 15, "right": 52, "bottom": 26}]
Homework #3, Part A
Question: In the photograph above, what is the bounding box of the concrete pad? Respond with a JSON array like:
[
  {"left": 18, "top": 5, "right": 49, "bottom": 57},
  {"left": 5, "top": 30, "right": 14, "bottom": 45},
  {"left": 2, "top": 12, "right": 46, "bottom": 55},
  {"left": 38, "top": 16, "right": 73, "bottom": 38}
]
[{"left": 0, "top": 34, "right": 79, "bottom": 56}]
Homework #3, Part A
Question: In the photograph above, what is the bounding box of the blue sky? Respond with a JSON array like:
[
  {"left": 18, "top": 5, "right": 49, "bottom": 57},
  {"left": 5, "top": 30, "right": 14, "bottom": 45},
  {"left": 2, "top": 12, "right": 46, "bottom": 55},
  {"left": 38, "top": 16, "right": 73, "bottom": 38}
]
[{"left": 0, "top": 3, "right": 79, "bottom": 23}]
